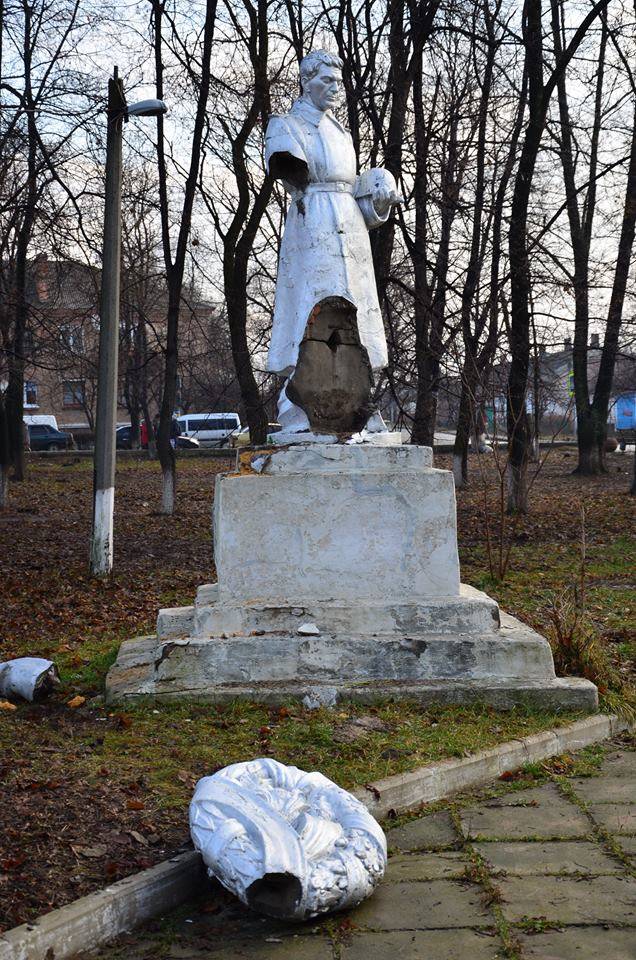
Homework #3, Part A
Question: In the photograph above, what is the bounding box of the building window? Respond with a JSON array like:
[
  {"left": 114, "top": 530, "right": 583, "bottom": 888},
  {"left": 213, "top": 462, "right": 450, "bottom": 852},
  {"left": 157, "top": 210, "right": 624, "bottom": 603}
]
[
  {"left": 61, "top": 324, "right": 84, "bottom": 353},
  {"left": 24, "top": 381, "right": 38, "bottom": 407},
  {"left": 63, "top": 379, "right": 85, "bottom": 407}
]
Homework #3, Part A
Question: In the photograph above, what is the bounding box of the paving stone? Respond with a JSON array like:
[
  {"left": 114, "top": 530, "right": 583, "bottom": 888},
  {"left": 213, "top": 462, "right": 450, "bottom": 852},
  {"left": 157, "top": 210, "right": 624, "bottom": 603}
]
[
  {"left": 340, "top": 929, "right": 502, "bottom": 959},
  {"left": 497, "top": 874, "right": 636, "bottom": 925},
  {"left": 570, "top": 776, "right": 636, "bottom": 804},
  {"left": 347, "top": 879, "right": 492, "bottom": 930},
  {"left": 600, "top": 750, "right": 636, "bottom": 776},
  {"left": 587, "top": 803, "right": 636, "bottom": 834},
  {"left": 386, "top": 811, "right": 460, "bottom": 852},
  {"left": 474, "top": 840, "right": 624, "bottom": 876},
  {"left": 519, "top": 926, "right": 636, "bottom": 960},
  {"left": 617, "top": 835, "right": 636, "bottom": 856},
  {"left": 162, "top": 937, "right": 334, "bottom": 958},
  {"left": 385, "top": 852, "right": 468, "bottom": 882},
  {"left": 459, "top": 784, "right": 590, "bottom": 840}
]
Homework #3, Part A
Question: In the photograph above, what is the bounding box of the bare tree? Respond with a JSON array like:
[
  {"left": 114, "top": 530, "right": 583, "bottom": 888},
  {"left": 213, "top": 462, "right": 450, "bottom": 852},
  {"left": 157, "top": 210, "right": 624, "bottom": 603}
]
[
  {"left": 150, "top": 0, "right": 217, "bottom": 513},
  {"left": 506, "top": 0, "right": 611, "bottom": 513}
]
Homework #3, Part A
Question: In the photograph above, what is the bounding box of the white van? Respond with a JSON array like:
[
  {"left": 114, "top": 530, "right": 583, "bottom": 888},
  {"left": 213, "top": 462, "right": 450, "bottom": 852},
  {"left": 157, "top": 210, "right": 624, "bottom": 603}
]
[
  {"left": 177, "top": 412, "right": 241, "bottom": 447},
  {"left": 24, "top": 414, "right": 59, "bottom": 430}
]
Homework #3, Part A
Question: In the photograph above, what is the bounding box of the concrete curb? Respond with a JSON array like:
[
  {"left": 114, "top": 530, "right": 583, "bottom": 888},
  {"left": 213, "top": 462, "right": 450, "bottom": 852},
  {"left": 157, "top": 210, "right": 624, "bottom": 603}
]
[
  {"left": 351, "top": 712, "right": 631, "bottom": 818},
  {"left": 1, "top": 713, "right": 632, "bottom": 960},
  {"left": 0, "top": 852, "right": 205, "bottom": 960}
]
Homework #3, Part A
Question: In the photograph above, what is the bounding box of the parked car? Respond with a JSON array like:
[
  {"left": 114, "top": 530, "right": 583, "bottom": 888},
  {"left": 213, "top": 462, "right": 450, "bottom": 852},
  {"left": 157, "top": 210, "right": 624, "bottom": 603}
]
[
  {"left": 116, "top": 425, "right": 200, "bottom": 450},
  {"left": 176, "top": 412, "right": 241, "bottom": 447},
  {"left": 115, "top": 425, "right": 135, "bottom": 449},
  {"left": 28, "top": 423, "right": 73, "bottom": 451},
  {"left": 231, "top": 423, "right": 282, "bottom": 448}
]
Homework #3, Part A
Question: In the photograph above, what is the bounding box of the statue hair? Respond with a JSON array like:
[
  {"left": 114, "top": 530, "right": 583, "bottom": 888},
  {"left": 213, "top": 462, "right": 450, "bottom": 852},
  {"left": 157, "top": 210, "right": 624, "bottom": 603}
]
[{"left": 299, "top": 50, "right": 343, "bottom": 88}]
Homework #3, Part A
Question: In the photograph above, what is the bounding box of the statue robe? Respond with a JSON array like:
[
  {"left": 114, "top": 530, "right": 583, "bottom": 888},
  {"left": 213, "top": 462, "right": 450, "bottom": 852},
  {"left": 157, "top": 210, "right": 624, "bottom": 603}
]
[{"left": 265, "top": 96, "right": 390, "bottom": 377}]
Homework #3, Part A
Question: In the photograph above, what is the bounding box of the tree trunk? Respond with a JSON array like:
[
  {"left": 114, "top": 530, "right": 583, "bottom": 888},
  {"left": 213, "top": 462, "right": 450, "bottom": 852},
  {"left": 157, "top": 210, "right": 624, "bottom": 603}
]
[
  {"left": 0, "top": 394, "right": 9, "bottom": 510},
  {"left": 453, "top": 381, "right": 473, "bottom": 488},
  {"left": 161, "top": 459, "right": 175, "bottom": 514},
  {"left": 411, "top": 354, "right": 437, "bottom": 448},
  {"left": 157, "top": 290, "right": 179, "bottom": 515},
  {"left": 226, "top": 295, "right": 267, "bottom": 444},
  {"left": 0, "top": 465, "right": 8, "bottom": 510},
  {"left": 590, "top": 92, "right": 636, "bottom": 472},
  {"left": 575, "top": 406, "right": 603, "bottom": 474},
  {"left": 506, "top": 0, "right": 544, "bottom": 514}
]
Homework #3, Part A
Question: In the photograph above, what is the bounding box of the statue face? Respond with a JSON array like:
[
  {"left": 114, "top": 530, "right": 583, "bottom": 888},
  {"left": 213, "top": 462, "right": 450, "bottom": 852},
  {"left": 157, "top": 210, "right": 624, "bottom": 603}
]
[{"left": 303, "top": 65, "right": 342, "bottom": 112}]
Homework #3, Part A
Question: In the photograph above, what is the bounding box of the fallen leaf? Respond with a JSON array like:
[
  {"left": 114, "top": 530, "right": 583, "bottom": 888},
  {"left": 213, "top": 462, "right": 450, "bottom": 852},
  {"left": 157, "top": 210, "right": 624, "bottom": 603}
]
[
  {"left": 0, "top": 701, "right": 17, "bottom": 711},
  {"left": 67, "top": 696, "right": 86, "bottom": 709},
  {"left": 128, "top": 830, "right": 149, "bottom": 846},
  {"left": 126, "top": 799, "right": 145, "bottom": 811},
  {"left": 75, "top": 844, "right": 108, "bottom": 859}
]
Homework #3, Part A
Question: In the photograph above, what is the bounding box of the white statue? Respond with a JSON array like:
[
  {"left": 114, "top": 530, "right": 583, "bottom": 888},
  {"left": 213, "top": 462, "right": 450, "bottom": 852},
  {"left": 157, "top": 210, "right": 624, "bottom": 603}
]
[
  {"left": 189, "top": 757, "right": 386, "bottom": 919},
  {"left": 265, "top": 50, "right": 401, "bottom": 434}
]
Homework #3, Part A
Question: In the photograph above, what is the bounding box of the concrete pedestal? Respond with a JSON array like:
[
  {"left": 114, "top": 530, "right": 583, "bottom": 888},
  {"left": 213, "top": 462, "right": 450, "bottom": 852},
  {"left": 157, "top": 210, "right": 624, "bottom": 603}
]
[{"left": 106, "top": 445, "right": 597, "bottom": 710}]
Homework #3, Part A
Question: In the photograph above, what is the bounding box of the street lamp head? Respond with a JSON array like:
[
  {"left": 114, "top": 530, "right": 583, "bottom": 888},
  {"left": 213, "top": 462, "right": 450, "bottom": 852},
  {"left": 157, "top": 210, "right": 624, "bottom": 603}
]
[{"left": 125, "top": 99, "right": 167, "bottom": 119}]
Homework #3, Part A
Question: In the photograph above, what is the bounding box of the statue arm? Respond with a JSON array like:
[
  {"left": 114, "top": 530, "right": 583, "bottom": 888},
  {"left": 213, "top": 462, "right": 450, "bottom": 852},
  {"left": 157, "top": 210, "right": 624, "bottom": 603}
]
[
  {"left": 355, "top": 168, "right": 402, "bottom": 231},
  {"left": 265, "top": 116, "right": 309, "bottom": 192}
]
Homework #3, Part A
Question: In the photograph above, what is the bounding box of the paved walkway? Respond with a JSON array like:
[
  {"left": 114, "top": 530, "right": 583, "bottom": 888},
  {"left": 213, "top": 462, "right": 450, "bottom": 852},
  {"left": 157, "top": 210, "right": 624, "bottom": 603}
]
[{"left": 88, "top": 738, "right": 636, "bottom": 960}]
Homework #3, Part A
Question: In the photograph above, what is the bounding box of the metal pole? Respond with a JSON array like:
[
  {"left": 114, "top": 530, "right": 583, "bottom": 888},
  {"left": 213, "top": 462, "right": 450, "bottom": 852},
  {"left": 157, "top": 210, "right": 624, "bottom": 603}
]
[{"left": 90, "top": 67, "right": 125, "bottom": 576}]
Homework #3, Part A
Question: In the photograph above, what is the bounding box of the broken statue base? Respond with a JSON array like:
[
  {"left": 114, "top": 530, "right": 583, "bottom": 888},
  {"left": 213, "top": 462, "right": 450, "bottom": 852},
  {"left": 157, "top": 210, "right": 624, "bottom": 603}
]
[{"left": 106, "top": 444, "right": 597, "bottom": 711}]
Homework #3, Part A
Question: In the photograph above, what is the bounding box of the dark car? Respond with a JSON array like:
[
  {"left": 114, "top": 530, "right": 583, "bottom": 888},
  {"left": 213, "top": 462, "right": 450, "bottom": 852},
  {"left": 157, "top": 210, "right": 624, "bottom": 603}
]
[
  {"left": 116, "top": 425, "right": 199, "bottom": 450},
  {"left": 28, "top": 423, "right": 73, "bottom": 451}
]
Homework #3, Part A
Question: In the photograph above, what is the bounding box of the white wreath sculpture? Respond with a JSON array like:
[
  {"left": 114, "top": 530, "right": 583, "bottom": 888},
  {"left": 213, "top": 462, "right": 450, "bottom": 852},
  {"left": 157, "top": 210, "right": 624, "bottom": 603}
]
[{"left": 189, "top": 757, "right": 386, "bottom": 920}]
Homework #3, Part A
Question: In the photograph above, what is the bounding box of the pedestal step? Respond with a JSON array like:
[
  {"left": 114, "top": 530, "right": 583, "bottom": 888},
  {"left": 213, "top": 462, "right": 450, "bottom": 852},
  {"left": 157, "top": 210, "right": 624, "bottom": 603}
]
[
  {"left": 105, "top": 634, "right": 597, "bottom": 712},
  {"left": 156, "top": 584, "right": 502, "bottom": 642}
]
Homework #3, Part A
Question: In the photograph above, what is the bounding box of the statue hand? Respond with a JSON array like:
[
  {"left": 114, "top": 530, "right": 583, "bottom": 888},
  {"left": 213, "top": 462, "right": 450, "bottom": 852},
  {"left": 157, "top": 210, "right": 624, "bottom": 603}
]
[{"left": 372, "top": 186, "right": 402, "bottom": 217}]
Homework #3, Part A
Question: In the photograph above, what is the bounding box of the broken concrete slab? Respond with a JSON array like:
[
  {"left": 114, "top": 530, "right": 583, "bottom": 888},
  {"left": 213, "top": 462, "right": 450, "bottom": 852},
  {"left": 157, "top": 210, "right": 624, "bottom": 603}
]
[
  {"left": 340, "top": 929, "right": 502, "bottom": 960},
  {"left": 386, "top": 811, "right": 460, "bottom": 852},
  {"left": 348, "top": 879, "right": 492, "bottom": 930},
  {"left": 459, "top": 784, "right": 590, "bottom": 841},
  {"left": 473, "top": 840, "right": 625, "bottom": 876},
  {"left": 497, "top": 874, "right": 636, "bottom": 925}
]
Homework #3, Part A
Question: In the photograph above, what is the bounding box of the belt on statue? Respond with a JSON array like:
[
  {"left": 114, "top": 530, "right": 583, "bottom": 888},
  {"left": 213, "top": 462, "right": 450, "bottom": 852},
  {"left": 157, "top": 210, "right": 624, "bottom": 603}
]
[{"left": 305, "top": 181, "right": 355, "bottom": 194}]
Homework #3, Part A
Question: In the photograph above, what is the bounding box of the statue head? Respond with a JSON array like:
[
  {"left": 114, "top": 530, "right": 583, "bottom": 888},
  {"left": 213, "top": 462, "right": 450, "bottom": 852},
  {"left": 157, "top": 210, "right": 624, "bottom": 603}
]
[{"left": 300, "top": 49, "right": 343, "bottom": 113}]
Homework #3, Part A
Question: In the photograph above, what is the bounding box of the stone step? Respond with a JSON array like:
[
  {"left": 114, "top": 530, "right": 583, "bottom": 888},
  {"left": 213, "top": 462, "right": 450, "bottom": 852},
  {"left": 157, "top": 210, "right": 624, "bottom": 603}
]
[
  {"left": 191, "top": 583, "right": 501, "bottom": 639},
  {"left": 149, "top": 628, "right": 556, "bottom": 684},
  {"left": 156, "top": 605, "right": 194, "bottom": 639},
  {"left": 105, "top": 636, "right": 597, "bottom": 712}
]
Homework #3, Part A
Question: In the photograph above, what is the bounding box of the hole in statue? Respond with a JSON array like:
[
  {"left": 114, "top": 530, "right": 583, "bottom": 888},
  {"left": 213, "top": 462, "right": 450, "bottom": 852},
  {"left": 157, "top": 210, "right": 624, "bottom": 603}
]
[
  {"left": 286, "top": 296, "right": 375, "bottom": 435},
  {"left": 246, "top": 873, "right": 303, "bottom": 918},
  {"left": 327, "top": 329, "right": 342, "bottom": 352}
]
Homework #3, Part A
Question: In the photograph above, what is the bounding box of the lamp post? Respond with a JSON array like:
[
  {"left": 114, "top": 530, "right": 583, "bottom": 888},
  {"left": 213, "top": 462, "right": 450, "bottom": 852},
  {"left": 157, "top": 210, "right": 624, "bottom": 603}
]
[{"left": 90, "top": 67, "right": 166, "bottom": 577}]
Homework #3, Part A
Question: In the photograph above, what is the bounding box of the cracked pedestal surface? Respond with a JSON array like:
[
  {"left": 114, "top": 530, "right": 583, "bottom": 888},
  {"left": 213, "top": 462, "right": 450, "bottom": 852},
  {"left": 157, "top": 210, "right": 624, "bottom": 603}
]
[{"left": 106, "top": 444, "right": 597, "bottom": 710}]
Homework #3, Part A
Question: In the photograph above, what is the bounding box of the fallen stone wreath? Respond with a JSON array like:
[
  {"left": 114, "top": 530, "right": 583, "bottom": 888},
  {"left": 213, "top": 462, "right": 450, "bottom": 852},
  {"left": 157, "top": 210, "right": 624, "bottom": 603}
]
[{"left": 1, "top": 713, "right": 632, "bottom": 960}]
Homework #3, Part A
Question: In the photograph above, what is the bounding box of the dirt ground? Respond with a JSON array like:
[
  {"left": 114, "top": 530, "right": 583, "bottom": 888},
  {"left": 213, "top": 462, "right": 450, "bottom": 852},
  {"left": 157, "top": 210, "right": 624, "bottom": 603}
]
[{"left": 0, "top": 448, "right": 634, "bottom": 932}]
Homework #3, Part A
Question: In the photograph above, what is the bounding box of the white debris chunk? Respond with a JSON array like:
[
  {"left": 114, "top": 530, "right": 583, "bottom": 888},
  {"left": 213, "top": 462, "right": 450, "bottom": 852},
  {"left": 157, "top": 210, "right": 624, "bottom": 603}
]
[
  {"left": 0, "top": 657, "right": 60, "bottom": 702},
  {"left": 297, "top": 622, "right": 320, "bottom": 636},
  {"left": 302, "top": 686, "right": 338, "bottom": 710},
  {"left": 189, "top": 758, "right": 386, "bottom": 920}
]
